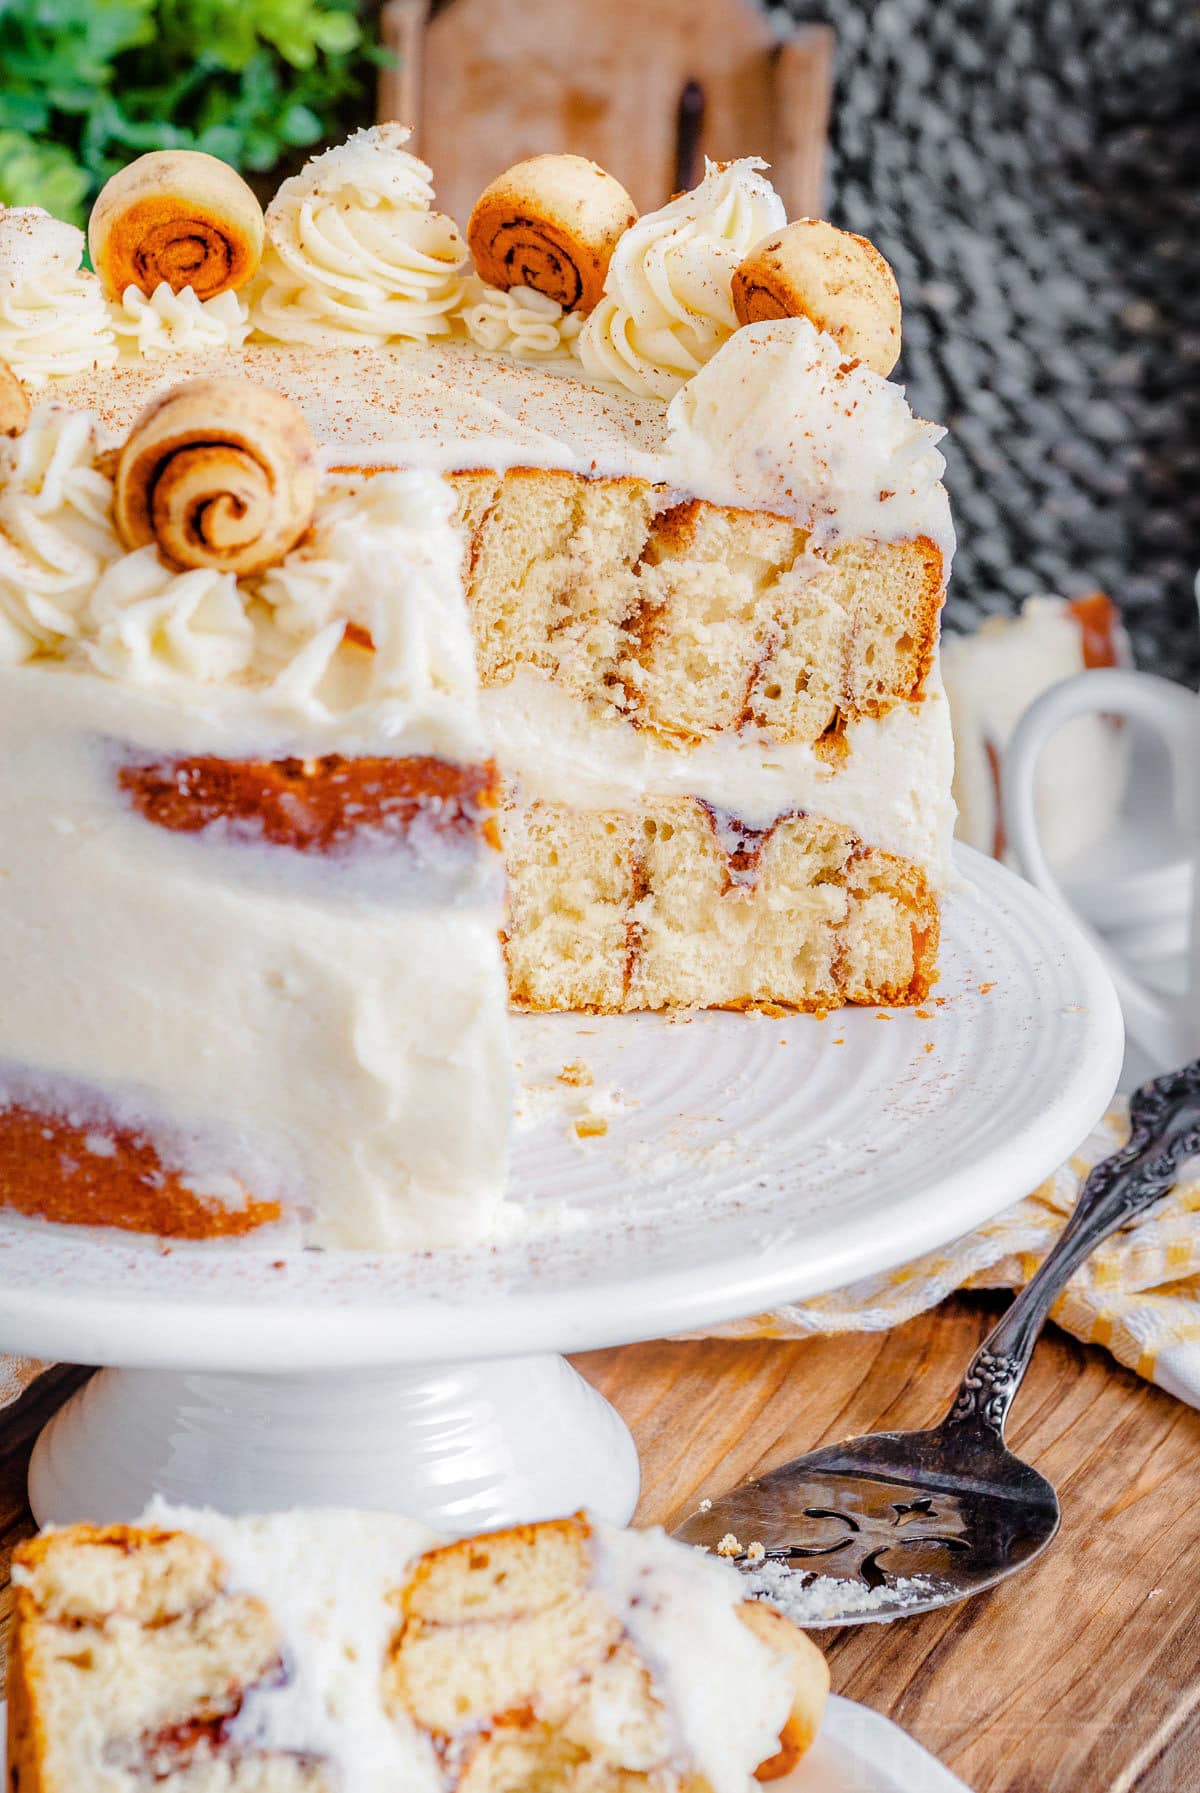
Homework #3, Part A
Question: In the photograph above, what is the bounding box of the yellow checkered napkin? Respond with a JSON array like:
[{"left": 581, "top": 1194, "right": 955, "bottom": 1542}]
[{"left": 691, "top": 1104, "right": 1200, "bottom": 1406}]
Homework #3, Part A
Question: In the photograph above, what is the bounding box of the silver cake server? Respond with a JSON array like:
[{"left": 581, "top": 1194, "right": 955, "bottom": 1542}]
[{"left": 673, "top": 1060, "right": 1200, "bottom": 1623}]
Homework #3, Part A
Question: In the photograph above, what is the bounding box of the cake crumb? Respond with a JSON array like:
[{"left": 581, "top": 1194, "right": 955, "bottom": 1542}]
[
  {"left": 833, "top": 1037, "right": 845, "bottom": 1045},
  {"left": 924, "top": 1041, "right": 934, "bottom": 1053},
  {"left": 745, "top": 1540, "right": 766, "bottom": 1563},
  {"left": 876, "top": 1013, "right": 893, "bottom": 1021},
  {"left": 557, "top": 1060, "right": 594, "bottom": 1088},
  {"left": 916, "top": 1008, "right": 933, "bottom": 1020},
  {"left": 716, "top": 1533, "right": 741, "bottom": 1557},
  {"left": 977, "top": 981, "right": 995, "bottom": 995},
  {"left": 574, "top": 1116, "right": 608, "bottom": 1139},
  {"left": 699, "top": 1498, "right": 713, "bottom": 1512}
]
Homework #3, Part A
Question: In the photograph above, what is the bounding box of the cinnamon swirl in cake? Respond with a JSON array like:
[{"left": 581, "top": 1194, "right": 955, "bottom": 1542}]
[
  {"left": 7, "top": 1508, "right": 828, "bottom": 1792},
  {"left": 0, "top": 375, "right": 510, "bottom": 1248},
  {"left": 3, "top": 124, "right": 955, "bottom": 1017}
]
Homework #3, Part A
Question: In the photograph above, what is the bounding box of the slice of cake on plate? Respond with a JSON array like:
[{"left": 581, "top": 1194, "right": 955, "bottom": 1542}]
[
  {"left": 6, "top": 124, "right": 956, "bottom": 1017},
  {"left": 0, "top": 372, "right": 510, "bottom": 1249},
  {"left": 7, "top": 1507, "right": 829, "bottom": 1791}
]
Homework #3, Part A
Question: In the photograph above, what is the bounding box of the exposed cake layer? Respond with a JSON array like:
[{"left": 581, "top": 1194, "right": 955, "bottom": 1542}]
[
  {"left": 8, "top": 1508, "right": 827, "bottom": 1792},
  {"left": 450, "top": 471, "right": 943, "bottom": 745},
  {"left": 502, "top": 797, "right": 938, "bottom": 1014}
]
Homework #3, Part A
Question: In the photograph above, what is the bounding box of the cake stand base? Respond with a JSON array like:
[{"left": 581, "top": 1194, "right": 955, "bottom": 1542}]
[{"left": 27, "top": 1353, "right": 639, "bottom": 1532}]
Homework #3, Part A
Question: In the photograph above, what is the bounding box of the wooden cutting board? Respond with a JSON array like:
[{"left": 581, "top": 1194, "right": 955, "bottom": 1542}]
[{"left": 3, "top": 1299, "right": 1197, "bottom": 1789}]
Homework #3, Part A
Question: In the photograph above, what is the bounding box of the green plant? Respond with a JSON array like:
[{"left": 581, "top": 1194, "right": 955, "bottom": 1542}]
[{"left": 0, "top": 0, "right": 381, "bottom": 226}]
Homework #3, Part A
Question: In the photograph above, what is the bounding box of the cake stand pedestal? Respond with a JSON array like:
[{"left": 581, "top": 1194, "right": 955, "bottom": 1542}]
[
  {"left": 1, "top": 851, "right": 1123, "bottom": 1537},
  {"left": 27, "top": 1356, "right": 639, "bottom": 1530}
]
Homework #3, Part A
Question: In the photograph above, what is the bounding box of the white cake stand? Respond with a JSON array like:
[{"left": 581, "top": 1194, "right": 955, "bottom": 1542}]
[{"left": 0, "top": 847, "right": 1122, "bottom": 1531}]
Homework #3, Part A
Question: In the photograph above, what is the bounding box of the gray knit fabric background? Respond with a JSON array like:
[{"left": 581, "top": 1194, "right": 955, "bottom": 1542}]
[{"left": 778, "top": 0, "right": 1200, "bottom": 676}]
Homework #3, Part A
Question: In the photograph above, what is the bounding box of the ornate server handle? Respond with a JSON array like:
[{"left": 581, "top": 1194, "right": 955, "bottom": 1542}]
[{"left": 942, "top": 1060, "right": 1200, "bottom": 1442}]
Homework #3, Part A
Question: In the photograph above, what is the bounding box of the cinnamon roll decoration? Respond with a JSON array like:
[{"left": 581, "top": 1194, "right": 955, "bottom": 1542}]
[
  {"left": 732, "top": 219, "right": 902, "bottom": 377},
  {"left": 114, "top": 377, "right": 318, "bottom": 576},
  {"left": 467, "top": 154, "right": 637, "bottom": 315},
  {"left": 0, "top": 357, "right": 30, "bottom": 437},
  {"left": 89, "top": 150, "right": 265, "bottom": 302}
]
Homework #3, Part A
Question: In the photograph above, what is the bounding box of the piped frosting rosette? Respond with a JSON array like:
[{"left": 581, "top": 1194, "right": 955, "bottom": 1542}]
[
  {"left": 251, "top": 124, "right": 469, "bottom": 346},
  {"left": 0, "top": 208, "right": 117, "bottom": 386},
  {"left": 0, "top": 404, "right": 123, "bottom": 663},
  {"left": 578, "top": 157, "right": 785, "bottom": 400}
]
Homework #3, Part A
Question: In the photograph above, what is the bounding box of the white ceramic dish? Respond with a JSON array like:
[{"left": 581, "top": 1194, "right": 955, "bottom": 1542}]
[
  {"left": 0, "top": 845, "right": 1122, "bottom": 1529},
  {"left": 0, "top": 1694, "right": 972, "bottom": 1793}
]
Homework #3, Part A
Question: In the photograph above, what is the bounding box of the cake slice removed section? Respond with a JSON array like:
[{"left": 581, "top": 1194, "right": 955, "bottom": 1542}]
[{"left": 7, "top": 1510, "right": 829, "bottom": 1793}]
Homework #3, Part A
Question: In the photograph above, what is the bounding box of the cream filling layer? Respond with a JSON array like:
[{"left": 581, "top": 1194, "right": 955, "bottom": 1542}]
[
  {"left": 482, "top": 667, "right": 956, "bottom": 885},
  {"left": 0, "top": 668, "right": 512, "bottom": 1251},
  {"left": 145, "top": 1505, "right": 445, "bottom": 1793}
]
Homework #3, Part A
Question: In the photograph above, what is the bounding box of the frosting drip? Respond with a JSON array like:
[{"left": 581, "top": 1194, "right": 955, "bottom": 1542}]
[
  {"left": 0, "top": 208, "right": 117, "bottom": 386},
  {"left": 578, "top": 159, "right": 785, "bottom": 399},
  {"left": 454, "top": 276, "right": 582, "bottom": 359},
  {"left": 111, "top": 280, "right": 250, "bottom": 359},
  {"left": 251, "top": 124, "right": 469, "bottom": 346}
]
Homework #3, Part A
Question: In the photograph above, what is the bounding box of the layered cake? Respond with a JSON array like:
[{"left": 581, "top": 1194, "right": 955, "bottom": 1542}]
[
  {"left": 7, "top": 1507, "right": 828, "bottom": 1791},
  {"left": 0, "top": 374, "right": 510, "bottom": 1248},
  {"left": 1, "top": 125, "right": 955, "bottom": 1019}
]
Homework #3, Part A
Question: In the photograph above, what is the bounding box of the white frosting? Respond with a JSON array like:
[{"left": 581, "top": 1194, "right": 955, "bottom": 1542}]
[
  {"left": 0, "top": 661, "right": 512, "bottom": 1249},
  {"left": 579, "top": 159, "right": 785, "bottom": 400},
  {"left": 1, "top": 415, "right": 511, "bottom": 1250},
  {"left": 592, "top": 1521, "right": 794, "bottom": 1793},
  {"left": 943, "top": 596, "right": 1129, "bottom": 866},
  {"left": 125, "top": 1506, "right": 793, "bottom": 1793},
  {"left": 0, "top": 406, "right": 122, "bottom": 662},
  {"left": 45, "top": 336, "right": 953, "bottom": 560},
  {"left": 251, "top": 124, "right": 469, "bottom": 346},
  {"left": 145, "top": 1504, "right": 444, "bottom": 1792},
  {"left": 454, "top": 276, "right": 583, "bottom": 359},
  {"left": 110, "top": 280, "right": 250, "bottom": 359},
  {"left": 667, "top": 317, "right": 956, "bottom": 559},
  {"left": 1, "top": 408, "right": 485, "bottom": 751},
  {"left": 483, "top": 665, "right": 956, "bottom": 884},
  {"left": 0, "top": 207, "right": 117, "bottom": 385}
]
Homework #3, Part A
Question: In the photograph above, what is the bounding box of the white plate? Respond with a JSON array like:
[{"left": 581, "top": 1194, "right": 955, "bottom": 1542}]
[
  {"left": 0, "top": 1694, "right": 971, "bottom": 1792},
  {"left": 789, "top": 1696, "right": 972, "bottom": 1792},
  {"left": 0, "top": 846, "right": 1121, "bottom": 1372}
]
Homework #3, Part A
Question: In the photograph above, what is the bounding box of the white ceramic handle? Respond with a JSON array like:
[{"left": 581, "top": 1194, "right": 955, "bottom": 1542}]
[{"left": 1004, "top": 669, "right": 1196, "bottom": 1068}]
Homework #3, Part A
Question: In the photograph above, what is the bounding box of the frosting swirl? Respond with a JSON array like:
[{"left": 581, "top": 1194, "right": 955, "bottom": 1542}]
[
  {"left": 0, "top": 209, "right": 118, "bottom": 387},
  {"left": 578, "top": 159, "right": 785, "bottom": 400},
  {"left": 110, "top": 281, "right": 251, "bottom": 360},
  {"left": 84, "top": 546, "right": 255, "bottom": 685},
  {"left": 250, "top": 124, "right": 469, "bottom": 346},
  {"left": 453, "top": 277, "right": 582, "bottom": 360},
  {"left": 0, "top": 406, "right": 123, "bottom": 662}
]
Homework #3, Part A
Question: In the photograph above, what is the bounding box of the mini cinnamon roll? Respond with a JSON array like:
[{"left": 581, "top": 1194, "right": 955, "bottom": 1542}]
[
  {"left": 114, "top": 377, "right": 318, "bottom": 576},
  {"left": 732, "top": 219, "right": 902, "bottom": 377},
  {"left": 0, "top": 357, "right": 30, "bottom": 436},
  {"left": 468, "top": 153, "right": 637, "bottom": 315},
  {"left": 89, "top": 150, "right": 265, "bottom": 302}
]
